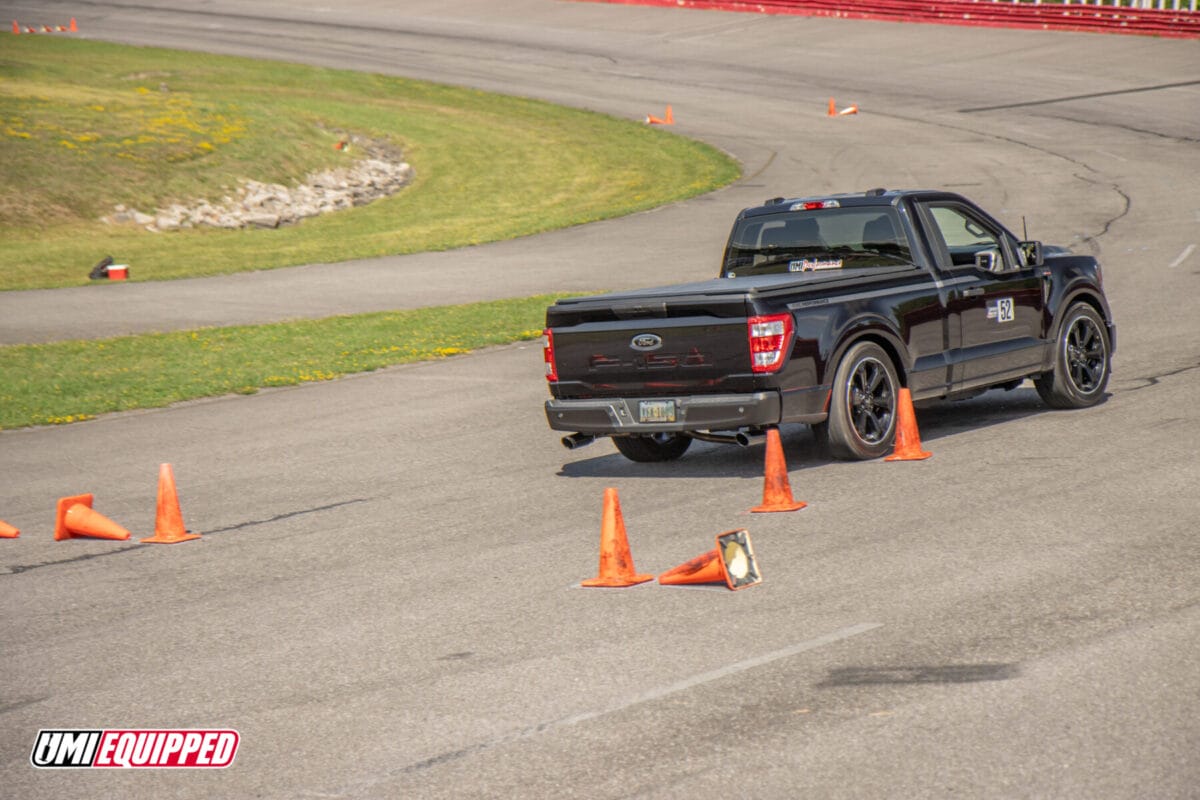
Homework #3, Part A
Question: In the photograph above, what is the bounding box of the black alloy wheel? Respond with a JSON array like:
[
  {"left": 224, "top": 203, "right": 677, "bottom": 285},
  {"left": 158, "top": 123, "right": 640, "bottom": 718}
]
[
  {"left": 1035, "top": 302, "right": 1111, "bottom": 409},
  {"left": 825, "top": 341, "right": 899, "bottom": 460}
]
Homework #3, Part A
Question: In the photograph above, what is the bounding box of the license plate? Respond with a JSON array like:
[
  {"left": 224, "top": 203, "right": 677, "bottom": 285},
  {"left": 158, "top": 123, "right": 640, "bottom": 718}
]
[{"left": 638, "top": 399, "right": 676, "bottom": 423}]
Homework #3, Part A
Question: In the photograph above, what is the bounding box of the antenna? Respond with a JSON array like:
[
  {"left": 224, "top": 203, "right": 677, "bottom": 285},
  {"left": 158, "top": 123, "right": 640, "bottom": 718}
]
[{"left": 1022, "top": 216, "right": 1029, "bottom": 241}]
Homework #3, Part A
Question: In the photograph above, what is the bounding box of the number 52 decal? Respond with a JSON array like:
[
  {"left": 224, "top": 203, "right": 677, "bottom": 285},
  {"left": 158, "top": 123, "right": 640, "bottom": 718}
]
[{"left": 987, "top": 297, "right": 1015, "bottom": 323}]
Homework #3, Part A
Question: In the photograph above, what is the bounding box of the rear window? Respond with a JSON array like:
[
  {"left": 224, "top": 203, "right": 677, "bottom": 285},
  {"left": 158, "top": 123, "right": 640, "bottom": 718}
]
[{"left": 722, "top": 207, "right": 912, "bottom": 277}]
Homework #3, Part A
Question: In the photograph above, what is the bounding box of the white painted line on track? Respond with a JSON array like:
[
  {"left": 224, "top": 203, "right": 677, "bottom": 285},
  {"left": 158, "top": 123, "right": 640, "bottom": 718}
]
[
  {"left": 558, "top": 622, "right": 885, "bottom": 727},
  {"left": 1168, "top": 244, "right": 1196, "bottom": 269},
  {"left": 369, "top": 622, "right": 884, "bottom": 792}
]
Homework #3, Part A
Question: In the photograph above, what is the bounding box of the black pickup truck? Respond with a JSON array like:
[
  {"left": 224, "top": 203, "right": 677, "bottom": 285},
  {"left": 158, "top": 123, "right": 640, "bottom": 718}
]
[{"left": 542, "top": 189, "right": 1114, "bottom": 462}]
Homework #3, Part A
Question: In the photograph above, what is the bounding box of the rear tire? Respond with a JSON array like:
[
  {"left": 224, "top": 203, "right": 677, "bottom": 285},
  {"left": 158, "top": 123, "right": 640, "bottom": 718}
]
[
  {"left": 612, "top": 433, "right": 692, "bottom": 462},
  {"left": 825, "top": 341, "right": 900, "bottom": 460},
  {"left": 1035, "top": 302, "right": 1110, "bottom": 409}
]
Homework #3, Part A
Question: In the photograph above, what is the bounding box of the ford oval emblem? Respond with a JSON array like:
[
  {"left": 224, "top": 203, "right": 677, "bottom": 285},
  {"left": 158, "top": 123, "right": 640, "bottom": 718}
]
[{"left": 631, "top": 333, "right": 663, "bottom": 351}]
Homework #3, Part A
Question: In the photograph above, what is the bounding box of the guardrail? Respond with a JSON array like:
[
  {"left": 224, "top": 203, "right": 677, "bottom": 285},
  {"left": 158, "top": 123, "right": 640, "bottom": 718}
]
[{"left": 581, "top": 0, "right": 1200, "bottom": 37}]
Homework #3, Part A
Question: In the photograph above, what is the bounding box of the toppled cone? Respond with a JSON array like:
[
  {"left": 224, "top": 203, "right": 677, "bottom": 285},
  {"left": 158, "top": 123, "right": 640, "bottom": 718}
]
[
  {"left": 751, "top": 428, "right": 806, "bottom": 513},
  {"left": 0, "top": 519, "right": 19, "bottom": 538},
  {"left": 54, "top": 493, "right": 132, "bottom": 541},
  {"left": 838, "top": 104, "right": 859, "bottom": 116},
  {"left": 141, "top": 464, "right": 201, "bottom": 544},
  {"left": 658, "top": 529, "right": 762, "bottom": 591},
  {"left": 885, "top": 388, "right": 932, "bottom": 462},
  {"left": 645, "top": 104, "right": 674, "bottom": 125},
  {"left": 581, "top": 488, "right": 653, "bottom": 587}
]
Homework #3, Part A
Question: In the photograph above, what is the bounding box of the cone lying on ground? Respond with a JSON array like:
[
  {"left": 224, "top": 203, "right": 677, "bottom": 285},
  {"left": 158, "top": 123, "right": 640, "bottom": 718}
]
[
  {"left": 838, "top": 104, "right": 859, "bottom": 116},
  {"left": 885, "top": 387, "right": 932, "bottom": 461},
  {"left": 54, "top": 494, "right": 132, "bottom": 541},
  {"left": 0, "top": 519, "right": 19, "bottom": 539},
  {"left": 141, "top": 464, "right": 201, "bottom": 544},
  {"left": 645, "top": 104, "right": 674, "bottom": 125},
  {"left": 658, "top": 529, "right": 762, "bottom": 591},
  {"left": 581, "top": 488, "right": 653, "bottom": 587},
  {"left": 751, "top": 428, "right": 806, "bottom": 513}
]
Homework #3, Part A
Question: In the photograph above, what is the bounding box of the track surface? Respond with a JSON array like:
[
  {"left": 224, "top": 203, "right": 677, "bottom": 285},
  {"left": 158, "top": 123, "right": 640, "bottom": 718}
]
[{"left": 2, "top": 2, "right": 1199, "bottom": 798}]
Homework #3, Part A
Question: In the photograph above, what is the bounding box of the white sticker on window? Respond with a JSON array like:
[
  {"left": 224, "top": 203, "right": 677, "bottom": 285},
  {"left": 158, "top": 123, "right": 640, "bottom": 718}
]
[{"left": 788, "top": 259, "right": 843, "bottom": 272}]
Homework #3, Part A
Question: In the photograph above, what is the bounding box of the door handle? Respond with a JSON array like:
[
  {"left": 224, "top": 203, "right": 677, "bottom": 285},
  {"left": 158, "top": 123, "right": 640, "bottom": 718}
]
[{"left": 962, "top": 287, "right": 985, "bottom": 298}]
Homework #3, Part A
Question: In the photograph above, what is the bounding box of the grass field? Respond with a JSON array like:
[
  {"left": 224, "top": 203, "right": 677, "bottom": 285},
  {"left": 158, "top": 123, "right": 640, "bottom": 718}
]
[
  {"left": 0, "top": 36, "right": 738, "bottom": 429},
  {"left": 0, "top": 296, "right": 569, "bottom": 430},
  {"left": 0, "top": 36, "right": 738, "bottom": 290}
]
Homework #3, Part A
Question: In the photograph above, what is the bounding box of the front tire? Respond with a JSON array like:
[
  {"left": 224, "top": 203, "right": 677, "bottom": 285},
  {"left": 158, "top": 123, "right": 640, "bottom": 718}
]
[
  {"left": 612, "top": 433, "right": 693, "bottom": 462},
  {"left": 825, "top": 341, "right": 900, "bottom": 460},
  {"left": 1035, "top": 302, "right": 1110, "bottom": 409}
]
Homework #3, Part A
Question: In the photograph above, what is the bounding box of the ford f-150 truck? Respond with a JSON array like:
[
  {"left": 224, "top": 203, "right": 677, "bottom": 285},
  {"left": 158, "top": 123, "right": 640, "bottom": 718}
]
[{"left": 542, "top": 189, "right": 1114, "bottom": 462}]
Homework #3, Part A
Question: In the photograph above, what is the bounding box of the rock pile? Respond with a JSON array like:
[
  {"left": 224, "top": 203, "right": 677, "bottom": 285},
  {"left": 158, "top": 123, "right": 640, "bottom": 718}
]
[{"left": 103, "top": 139, "right": 413, "bottom": 232}]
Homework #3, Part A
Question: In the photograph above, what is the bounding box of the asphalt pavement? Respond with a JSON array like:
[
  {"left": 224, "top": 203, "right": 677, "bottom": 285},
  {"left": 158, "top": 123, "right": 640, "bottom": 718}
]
[{"left": 1, "top": 2, "right": 1198, "bottom": 798}]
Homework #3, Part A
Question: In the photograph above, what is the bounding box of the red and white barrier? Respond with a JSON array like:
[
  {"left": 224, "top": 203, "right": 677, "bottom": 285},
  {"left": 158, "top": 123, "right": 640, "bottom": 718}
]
[{"left": 577, "top": 0, "right": 1200, "bottom": 38}]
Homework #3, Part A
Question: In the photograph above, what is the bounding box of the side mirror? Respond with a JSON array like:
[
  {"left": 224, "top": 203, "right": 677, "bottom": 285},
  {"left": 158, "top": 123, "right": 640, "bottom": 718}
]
[
  {"left": 974, "top": 249, "right": 1003, "bottom": 274},
  {"left": 1019, "top": 240, "right": 1044, "bottom": 267}
]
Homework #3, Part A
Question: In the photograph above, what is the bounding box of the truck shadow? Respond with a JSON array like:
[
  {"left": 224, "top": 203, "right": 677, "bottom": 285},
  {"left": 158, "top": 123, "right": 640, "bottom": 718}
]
[{"left": 556, "top": 386, "right": 1060, "bottom": 479}]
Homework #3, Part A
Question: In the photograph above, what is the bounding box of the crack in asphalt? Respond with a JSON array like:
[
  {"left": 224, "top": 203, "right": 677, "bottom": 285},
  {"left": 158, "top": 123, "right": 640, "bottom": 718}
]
[
  {"left": 0, "top": 498, "right": 369, "bottom": 576},
  {"left": 958, "top": 79, "right": 1200, "bottom": 113}
]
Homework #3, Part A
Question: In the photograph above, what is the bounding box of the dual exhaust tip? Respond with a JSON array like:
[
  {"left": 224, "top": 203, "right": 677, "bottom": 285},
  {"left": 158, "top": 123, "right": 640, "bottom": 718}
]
[{"left": 560, "top": 430, "right": 766, "bottom": 450}]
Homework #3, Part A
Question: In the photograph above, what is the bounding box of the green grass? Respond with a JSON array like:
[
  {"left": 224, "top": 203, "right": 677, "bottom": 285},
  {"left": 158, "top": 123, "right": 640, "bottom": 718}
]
[
  {"left": 0, "top": 295, "right": 570, "bottom": 430},
  {"left": 0, "top": 37, "right": 739, "bottom": 290}
]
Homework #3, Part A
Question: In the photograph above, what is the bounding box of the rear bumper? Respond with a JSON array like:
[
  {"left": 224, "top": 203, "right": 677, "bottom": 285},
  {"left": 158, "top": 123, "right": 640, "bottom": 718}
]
[{"left": 545, "top": 392, "right": 781, "bottom": 435}]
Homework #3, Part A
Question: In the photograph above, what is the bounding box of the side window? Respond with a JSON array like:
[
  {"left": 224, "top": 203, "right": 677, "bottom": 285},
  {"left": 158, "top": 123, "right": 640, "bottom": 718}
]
[{"left": 926, "top": 205, "right": 1007, "bottom": 270}]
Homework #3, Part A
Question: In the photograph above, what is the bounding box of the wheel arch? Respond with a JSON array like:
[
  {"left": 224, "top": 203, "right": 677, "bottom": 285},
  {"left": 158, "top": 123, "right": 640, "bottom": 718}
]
[{"left": 825, "top": 322, "right": 910, "bottom": 389}]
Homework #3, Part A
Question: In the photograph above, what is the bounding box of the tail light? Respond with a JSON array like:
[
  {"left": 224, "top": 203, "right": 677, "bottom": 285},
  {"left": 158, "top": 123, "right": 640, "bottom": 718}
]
[
  {"left": 748, "top": 314, "right": 794, "bottom": 374},
  {"left": 542, "top": 328, "right": 558, "bottom": 382}
]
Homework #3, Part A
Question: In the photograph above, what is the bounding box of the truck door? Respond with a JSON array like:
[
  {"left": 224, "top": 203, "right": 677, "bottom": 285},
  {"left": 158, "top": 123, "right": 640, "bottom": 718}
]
[{"left": 916, "top": 201, "right": 1045, "bottom": 390}]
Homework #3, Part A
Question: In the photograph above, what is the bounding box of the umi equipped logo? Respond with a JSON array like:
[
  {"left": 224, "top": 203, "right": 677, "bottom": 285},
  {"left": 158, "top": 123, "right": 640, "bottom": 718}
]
[{"left": 30, "top": 729, "right": 239, "bottom": 769}]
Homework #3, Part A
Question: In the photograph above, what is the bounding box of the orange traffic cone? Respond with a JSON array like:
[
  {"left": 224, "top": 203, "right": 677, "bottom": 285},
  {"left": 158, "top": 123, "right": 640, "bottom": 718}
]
[
  {"left": 70, "top": 17, "right": 77, "bottom": 32},
  {"left": 751, "top": 428, "right": 806, "bottom": 513},
  {"left": 827, "top": 97, "right": 836, "bottom": 117},
  {"left": 0, "top": 519, "right": 19, "bottom": 538},
  {"left": 581, "top": 488, "right": 653, "bottom": 587},
  {"left": 141, "top": 464, "right": 201, "bottom": 544},
  {"left": 12, "top": 20, "right": 19, "bottom": 35},
  {"left": 838, "top": 104, "right": 859, "bottom": 116},
  {"left": 658, "top": 529, "right": 762, "bottom": 591},
  {"left": 54, "top": 494, "right": 132, "bottom": 541},
  {"left": 645, "top": 105, "right": 674, "bottom": 125},
  {"left": 885, "top": 388, "right": 931, "bottom": 461}
]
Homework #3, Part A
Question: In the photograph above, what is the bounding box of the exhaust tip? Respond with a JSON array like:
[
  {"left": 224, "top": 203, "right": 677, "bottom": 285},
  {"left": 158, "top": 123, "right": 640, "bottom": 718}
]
[
  {"left": 562, "top": 433, "right": 597, "bottom": 450},
  {"left": 736, "top": 430, "right": 767, "bottom": 448}
]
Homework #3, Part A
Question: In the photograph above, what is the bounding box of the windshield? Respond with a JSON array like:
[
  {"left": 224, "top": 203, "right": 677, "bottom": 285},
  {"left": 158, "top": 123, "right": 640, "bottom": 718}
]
[{"left": 722, "top": 207, "right": 913, "bottom": 277}]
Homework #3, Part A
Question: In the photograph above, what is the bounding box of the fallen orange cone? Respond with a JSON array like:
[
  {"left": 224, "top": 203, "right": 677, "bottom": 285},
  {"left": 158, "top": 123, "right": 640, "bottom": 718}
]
[
  {"left": 658, "top": 529, "right": 761, "bottom": 591},
  {"left": 141, "top": 464, "right": 201, "bottom": 544},
  {"left": 838, "top": 104, "right": 859, "bottom": 116},
  {"left": 581, "top": 488, "right": 653, "bottom": 587},
  {"left": 751, "top": 428, "right": 806, "bottom": 513},
  {"left": 54, "top": 494, "right": 132, "bottom": 541},
  {"left": 885, "top": 388, "right": 932, "bottom": 461},
  {"left": 645, "top": 104, "right": 674, "bottom": 125},
  {"left": 0, "top": 519, "right": 19, "bottom": 538}
]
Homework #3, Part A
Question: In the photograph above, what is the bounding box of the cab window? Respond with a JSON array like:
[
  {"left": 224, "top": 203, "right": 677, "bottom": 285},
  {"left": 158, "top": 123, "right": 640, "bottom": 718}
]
[{"left": 924, "top": 204, "right": 1008, "bottom": 271}]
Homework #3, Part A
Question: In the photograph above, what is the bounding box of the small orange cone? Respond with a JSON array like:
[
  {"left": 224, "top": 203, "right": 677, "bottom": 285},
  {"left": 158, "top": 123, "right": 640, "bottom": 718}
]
[
  {"left": 838, "top": 104, "right": 859, "bottom": 116},
  {"left": 885, "top": 388, "right": 932, "bottom": 461},
  {"left": 54, "top": 494, "right": 132, "bottom": 541},
  {"left": 581, "top": 488, "right": 653, "bottom": 587},
  {"left": 827, "top": 97, "right": 836, "bottom": 117},
  {"left": 658, "top": 529, "right": 761, "bottom": 591},
  {"left": 70, "top": 17, "right": 77, "bottom": 32},
  {"left": 141, "top": 464, "right": 201, "bottom": 544},
  {"left": 0, "top": 519, "right": 19, "bottom": 538},
  {"left": 645, "top": 105, "right": 674, "bottom": 125},
  {"left": 751, "top": 428, "right": 806, "bottom": 513},
  {"left": 12, "top": 20, "right": 19, "bottom": 35}
]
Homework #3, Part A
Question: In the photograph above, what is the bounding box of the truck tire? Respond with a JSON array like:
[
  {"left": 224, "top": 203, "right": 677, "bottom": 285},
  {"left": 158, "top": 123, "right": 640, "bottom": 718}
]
[
  {"left": 825, "top": 341, "right": 900, "bottom": 460},
  {"left": 1034, "top": 302, "right": 1111, "bottom": 409},
  {"left": 612, "top": 434, "right": 692, "bottom": 462}
]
